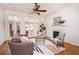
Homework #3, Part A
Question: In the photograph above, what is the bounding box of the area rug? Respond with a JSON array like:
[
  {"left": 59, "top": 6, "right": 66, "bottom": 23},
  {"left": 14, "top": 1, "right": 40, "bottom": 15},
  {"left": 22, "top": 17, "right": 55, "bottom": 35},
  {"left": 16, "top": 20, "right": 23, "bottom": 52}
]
[{"left": 30, "top": 39, "right": 65, "bottom": 55}]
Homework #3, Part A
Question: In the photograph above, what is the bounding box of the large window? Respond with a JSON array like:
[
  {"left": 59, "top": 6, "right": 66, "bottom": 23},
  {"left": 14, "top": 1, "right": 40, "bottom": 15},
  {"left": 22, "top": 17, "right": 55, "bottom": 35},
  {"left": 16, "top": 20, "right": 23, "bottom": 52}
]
[
  {"left": 8, "top": 15, "right": 34, "bottom": 37},
  {"left": 24, "top": 20, "right": 34, "bottom": 36}
]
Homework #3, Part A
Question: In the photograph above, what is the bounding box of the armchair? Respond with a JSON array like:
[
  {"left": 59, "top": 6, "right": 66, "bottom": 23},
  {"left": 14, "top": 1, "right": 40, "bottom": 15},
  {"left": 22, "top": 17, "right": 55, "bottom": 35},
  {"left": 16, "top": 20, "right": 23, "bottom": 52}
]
[{"left": 53, "top": 32, "right": 65, "bottom": 47}]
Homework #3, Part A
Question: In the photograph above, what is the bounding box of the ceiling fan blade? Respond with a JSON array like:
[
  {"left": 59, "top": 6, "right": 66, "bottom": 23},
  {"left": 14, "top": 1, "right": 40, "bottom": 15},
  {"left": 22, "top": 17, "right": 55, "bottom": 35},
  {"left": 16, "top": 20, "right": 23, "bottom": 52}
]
[
  {"left": 37, "top": 10, "right": 47, "bottom": 12},
  {"left": 34, "top": 11, "right": 40, "bottom": 15},
  {"left": 29, "top": 11, "right": 40, "bottom": 15},
  {"left": 37, "top": 12, "right": 40, "bottom": 15}
]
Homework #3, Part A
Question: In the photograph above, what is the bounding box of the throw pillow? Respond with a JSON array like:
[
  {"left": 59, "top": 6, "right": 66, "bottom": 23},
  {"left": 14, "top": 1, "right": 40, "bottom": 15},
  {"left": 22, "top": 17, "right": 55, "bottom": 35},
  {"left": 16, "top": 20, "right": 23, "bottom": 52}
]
[{"left": 21, "top": 36, "right": 29, "bottom": 43}]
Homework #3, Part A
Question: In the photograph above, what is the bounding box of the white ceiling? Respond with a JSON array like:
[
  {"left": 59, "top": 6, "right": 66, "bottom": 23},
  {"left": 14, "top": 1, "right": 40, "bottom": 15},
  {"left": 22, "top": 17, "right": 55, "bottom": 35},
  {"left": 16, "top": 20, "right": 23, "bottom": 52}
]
[{"left": 0, "top": 3, "right": 72, "bottom": 15}]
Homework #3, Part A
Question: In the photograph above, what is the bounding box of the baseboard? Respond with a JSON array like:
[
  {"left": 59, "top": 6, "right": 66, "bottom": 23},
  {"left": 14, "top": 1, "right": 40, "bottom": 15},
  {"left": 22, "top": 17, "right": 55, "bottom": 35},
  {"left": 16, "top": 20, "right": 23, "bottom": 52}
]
[
  {"left": 65, "top": 41, "right": 79, "bottom": 47},
  {"left": 0, "top": 40, "right": 5, "bottom": 46}
]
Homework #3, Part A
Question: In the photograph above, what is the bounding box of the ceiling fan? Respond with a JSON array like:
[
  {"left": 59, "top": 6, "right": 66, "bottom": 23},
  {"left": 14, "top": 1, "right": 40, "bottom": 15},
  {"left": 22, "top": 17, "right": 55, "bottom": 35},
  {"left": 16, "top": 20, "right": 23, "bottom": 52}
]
[{"left": 32, "top": 3, "right": 47, "bottom": 15}]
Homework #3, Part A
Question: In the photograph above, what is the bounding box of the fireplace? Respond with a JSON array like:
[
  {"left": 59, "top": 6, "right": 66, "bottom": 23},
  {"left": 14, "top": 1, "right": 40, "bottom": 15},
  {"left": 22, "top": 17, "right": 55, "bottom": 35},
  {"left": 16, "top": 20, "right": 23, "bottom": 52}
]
[{"left": 53, "top": 31, "right": 59, "bottom": 38}]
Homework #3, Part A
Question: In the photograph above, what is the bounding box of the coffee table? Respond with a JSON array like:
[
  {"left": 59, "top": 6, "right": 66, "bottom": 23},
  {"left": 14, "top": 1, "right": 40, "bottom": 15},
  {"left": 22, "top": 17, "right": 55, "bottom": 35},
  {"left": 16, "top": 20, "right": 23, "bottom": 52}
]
[{"left": 35, "top": 37, "right": 45, "bottom": 45}]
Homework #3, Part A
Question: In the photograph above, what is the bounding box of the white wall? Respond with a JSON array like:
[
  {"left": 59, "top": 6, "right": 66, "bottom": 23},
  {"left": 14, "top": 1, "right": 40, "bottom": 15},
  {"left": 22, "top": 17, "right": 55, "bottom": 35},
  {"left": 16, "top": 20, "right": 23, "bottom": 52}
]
[
  {"left": 45, "top": 15, "right": 53, "bottom": 38},
  {"left": 46, "top": 4, "right": 79, "bottom": 46},
  {"left": 0, "top": 6, "right": 5, "bottom": 45}
]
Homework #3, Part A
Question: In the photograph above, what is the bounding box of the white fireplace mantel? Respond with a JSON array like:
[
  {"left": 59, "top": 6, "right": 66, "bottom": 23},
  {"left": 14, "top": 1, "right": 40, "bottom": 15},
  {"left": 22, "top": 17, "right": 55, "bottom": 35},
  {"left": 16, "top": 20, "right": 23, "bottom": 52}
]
[{"left": 52, "top": 25, "right": 66, "bottom": 31}]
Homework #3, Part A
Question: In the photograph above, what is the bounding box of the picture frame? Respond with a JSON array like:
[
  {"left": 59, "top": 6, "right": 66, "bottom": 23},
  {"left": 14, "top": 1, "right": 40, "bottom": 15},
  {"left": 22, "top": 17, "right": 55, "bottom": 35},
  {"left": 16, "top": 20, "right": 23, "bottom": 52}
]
[{"left": 53, "top": 16, "right": 65, "bottom": 26}]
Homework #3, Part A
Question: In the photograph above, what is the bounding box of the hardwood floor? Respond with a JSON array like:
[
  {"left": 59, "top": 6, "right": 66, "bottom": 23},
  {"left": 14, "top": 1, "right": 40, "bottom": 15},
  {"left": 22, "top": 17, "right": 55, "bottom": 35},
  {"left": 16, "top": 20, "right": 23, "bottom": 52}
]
[
  {"left": 56, "top": 42, "right": 79, "bottom": 55},
  {"left": 0, "top": 41, "right": 11, "bottom": 55},
  {"left": 0, "top": 41, "right": 79, "bottom": 55}
]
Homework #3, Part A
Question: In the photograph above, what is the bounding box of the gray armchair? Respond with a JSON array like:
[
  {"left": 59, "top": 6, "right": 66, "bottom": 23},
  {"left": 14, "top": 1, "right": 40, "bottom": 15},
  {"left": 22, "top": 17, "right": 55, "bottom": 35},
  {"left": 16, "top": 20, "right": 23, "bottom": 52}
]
[{"left": 8, "top": 40, "right": 33, "bottom": 55}]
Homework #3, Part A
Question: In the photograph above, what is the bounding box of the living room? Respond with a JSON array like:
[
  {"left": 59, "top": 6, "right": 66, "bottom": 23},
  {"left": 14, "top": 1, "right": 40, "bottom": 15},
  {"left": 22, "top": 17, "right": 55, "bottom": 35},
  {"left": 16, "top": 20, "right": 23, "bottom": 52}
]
[{"left": 0, "top": 3, "right": 79, "bottom": 55}]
